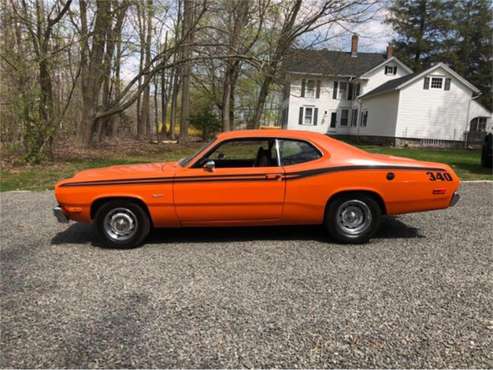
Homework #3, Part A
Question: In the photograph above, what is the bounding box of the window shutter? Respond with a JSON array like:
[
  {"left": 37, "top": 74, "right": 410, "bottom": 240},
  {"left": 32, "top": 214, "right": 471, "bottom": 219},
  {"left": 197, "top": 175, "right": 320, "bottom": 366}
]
[
  {"left": 298, "top": 107, "right": 303, "bottom": 125},
  {"left": 332, "top": 81, "right": 338, "bottom": 99},
  {"left": 393, "top": 66, "right": 397, "bottom": 75},
  {"left": 355, "top": 83, "right": 360, "bottom": 97},
  {"left": 301, "top": 79, "right": 306, "bottom": 97},
  {"left": 348, "top": 83, "right": 353, "bottom": 100},
  {"left": 314, "top": 108, "right": 318, "bottom": 125},
  {"left": 424, "top": 77, "right": 430, "bottom": 90},
  {"left": 444, "top": 78, "right": 451, "bottom": 90},
  {"left": 315, "top": 80, "right": 321, "bottom": 98}
]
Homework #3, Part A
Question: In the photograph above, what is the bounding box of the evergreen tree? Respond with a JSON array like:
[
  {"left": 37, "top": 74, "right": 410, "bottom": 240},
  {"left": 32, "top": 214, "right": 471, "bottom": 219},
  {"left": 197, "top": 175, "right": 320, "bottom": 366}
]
[
  {"left": 450, "top": 0, "right": 492, "bottom": 109},
  {"left": 386, "top": 0, "right": 451, "bottom": 71}
]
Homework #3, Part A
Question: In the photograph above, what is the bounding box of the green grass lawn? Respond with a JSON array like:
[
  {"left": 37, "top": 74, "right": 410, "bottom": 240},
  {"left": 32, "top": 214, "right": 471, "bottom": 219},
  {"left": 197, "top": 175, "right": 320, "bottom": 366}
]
[
  {"left": 358, "top": 145, "right": 492, "bottom": 181},
  {"left": 1, "top": 143, "right": 491, "bottom": 192}
]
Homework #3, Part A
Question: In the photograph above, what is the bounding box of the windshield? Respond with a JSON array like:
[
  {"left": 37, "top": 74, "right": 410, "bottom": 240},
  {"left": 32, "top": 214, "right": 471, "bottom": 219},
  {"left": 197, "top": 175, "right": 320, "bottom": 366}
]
[{"left": 178, "top": 138, "right": 216, "bottom": 167}]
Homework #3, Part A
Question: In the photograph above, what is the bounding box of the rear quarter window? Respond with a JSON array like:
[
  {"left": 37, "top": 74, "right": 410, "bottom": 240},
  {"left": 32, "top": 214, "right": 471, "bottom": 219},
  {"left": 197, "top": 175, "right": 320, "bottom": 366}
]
[{"left": 279, "top": 139, "right": 322, "bottom": 165}]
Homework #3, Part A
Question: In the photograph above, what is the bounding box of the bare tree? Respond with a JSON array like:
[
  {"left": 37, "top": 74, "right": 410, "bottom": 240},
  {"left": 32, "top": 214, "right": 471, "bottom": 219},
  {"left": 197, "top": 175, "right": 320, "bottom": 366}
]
[
  {"left": 220, "top": 0, "right": 267, "bottom": 131},
  {"left": 249, "top": 0, "right": 379, "bottom": 128},
  {"left": 9, "top": 0, "right": 73, "bottom": 161}
]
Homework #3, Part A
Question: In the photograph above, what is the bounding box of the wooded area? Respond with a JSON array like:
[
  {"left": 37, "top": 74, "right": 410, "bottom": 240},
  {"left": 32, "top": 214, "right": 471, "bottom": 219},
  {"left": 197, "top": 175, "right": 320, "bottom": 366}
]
[
  {"left": 0, "top": 0, "right": 491, "bottom": 164},
  {"left": 1, "top": 0, "right": 378, "bottom": 162}
]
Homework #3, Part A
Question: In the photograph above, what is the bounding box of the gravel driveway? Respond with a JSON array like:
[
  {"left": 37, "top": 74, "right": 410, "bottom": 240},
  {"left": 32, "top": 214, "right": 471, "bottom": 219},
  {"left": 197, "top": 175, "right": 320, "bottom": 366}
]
[{"left": 1, "top": 183, "right": 492, "bottom": 368}]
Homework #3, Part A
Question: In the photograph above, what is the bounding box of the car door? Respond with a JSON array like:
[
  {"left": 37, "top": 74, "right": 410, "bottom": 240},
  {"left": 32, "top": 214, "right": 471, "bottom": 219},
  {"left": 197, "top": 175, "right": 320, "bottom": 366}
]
[
  {"left": 278, "top": 138, "right": 327, "bottom": 225},
  {"left": 173, "top": 138, "right": 285, "bottom": 226}
]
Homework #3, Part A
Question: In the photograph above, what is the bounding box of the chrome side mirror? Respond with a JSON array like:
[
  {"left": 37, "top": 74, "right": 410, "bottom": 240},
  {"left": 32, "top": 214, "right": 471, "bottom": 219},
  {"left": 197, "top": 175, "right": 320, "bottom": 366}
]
[{"left": 203, "top": 160, "right": 215, "bottom": 172}]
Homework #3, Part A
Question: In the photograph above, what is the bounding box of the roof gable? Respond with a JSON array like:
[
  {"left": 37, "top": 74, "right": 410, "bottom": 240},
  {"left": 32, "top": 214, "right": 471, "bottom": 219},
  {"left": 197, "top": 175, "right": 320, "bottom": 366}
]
[
  {"left": 359, "top": 56, "right": 413, "bottom": 77},
  {"left": 360, "top": 63, "right": 480, "bottom": 99},
  {"left": 398, "top": 63, "right": 479, "bottom": 93}
]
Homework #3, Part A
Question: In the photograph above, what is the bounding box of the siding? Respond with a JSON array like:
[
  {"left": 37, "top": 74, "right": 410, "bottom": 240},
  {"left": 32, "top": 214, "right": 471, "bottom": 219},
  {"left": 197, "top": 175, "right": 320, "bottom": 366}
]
[
  {"left": 395, "top": 67, "right": 472, "bottom": 141},
  {"left": 359, "top": 92, "right": 399, "bottom": 137}
]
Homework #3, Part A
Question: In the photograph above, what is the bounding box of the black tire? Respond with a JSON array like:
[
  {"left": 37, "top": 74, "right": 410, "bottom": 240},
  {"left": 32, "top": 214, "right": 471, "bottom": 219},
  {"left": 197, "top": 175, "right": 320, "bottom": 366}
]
[
  {"left": 324, "top": 193, "right": 382, "bottom": 244},
  {"left": 95, "top": 200, "right": 151, "bottom": 248}
]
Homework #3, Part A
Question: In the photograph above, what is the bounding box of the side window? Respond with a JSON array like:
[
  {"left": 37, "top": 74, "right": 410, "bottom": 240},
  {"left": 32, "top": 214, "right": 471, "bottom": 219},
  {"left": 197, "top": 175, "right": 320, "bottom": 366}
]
[
  {"left": 199, "top": 139, "right": 278, "bottom": 168},
  {"left": 340, "top": 109, "right": 349, "bottom": 126},
  {"left": 279, "top": 140, "right": 322, "bottom": 166}
]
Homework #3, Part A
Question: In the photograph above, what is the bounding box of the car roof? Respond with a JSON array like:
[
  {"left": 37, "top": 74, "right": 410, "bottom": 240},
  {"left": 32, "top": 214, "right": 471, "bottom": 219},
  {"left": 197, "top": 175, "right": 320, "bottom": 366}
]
[
  {"left": 217, "top": 129, "right": 328, "bottom": 141},
  {"left": 216, "top": 129, "right": 362, "bottom": 154}
]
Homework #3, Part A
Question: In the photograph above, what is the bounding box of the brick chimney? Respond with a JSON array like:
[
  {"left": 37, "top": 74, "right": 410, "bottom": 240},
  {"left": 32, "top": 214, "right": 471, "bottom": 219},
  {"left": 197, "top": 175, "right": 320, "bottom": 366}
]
[
  {"left": 386, "top": 45, "right": 393, "bottom": 59},
  {"left": 351, "top": 34, "right": 358, "bottom": 57}
]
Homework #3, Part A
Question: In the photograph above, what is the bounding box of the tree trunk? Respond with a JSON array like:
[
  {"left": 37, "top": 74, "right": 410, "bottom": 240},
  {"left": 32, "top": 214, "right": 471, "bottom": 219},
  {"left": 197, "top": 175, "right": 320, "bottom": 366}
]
[
  {"left": 249, "top": 73, "right": 272, "bottom": 129},
  {"left": 136, "top": 2, "right": 145, "bottom": 138},
  {"left": 222, "top": 68, "right": 233, "bottom": 132},
  {"left": 78, "top": 0, "right": 112, "bottom": 146},
  {"left": 98, "top": 0, "right": 127, "bottom": 142},
  {"left": 179, "top": 0, "right": 193, "bottom": 143},
  {"left": 141, "top": 0, "right": 153, "bottom": 138},
  {"left": 169, "top": 69, "right": 180, "bottom": 140},
  {"left": 160, "top": 31, "right": 169, "bottom": 138},
  {"left": 154, "top": 74, "right": 160, "bottom": 142}
]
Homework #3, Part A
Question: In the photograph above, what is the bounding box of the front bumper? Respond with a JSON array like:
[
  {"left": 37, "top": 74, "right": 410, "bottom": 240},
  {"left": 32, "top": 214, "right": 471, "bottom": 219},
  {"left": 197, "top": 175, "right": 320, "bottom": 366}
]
[
  {"left": 53, "top": 206, "right": 69, "bottom": 223},
  {"left": 450, "top": 192, "right": 460, "bottom": 207}
]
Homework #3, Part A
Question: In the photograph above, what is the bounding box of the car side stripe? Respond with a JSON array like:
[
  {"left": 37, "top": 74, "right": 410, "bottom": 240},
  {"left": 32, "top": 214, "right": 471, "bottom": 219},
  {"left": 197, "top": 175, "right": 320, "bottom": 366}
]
[{"left": 59, "top": 165, "right": 447, "bottom": 187}]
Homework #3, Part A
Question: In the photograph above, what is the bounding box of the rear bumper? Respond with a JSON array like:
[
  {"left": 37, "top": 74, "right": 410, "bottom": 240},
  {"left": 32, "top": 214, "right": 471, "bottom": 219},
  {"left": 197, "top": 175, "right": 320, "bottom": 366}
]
[
  {"left": 53, "top": 206, "right": 69, "bottom": 223},
  {"left": 450, "top": 192, "right": 460, "bottom": 207}
]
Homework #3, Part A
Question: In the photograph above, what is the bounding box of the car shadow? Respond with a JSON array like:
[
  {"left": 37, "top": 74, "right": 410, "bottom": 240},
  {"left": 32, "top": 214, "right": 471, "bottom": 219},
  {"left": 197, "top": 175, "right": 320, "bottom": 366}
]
[{"left": 51, "top": 216, "right": 423, "bottom": 247}]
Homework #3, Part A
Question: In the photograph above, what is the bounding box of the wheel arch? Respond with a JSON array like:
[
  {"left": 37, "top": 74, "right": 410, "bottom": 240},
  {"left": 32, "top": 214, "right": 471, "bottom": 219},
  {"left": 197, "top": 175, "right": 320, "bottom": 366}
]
[
  {"left": 325, "top": 189, "right": 387, "bottom": 218},
  {"left": 90, "top": 196, "right": 153, "bottom": 226}
]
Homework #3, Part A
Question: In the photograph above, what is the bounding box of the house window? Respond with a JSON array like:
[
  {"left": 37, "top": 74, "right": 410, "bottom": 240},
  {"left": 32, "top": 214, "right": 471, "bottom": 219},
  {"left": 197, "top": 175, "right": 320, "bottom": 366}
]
[
  {"left": 339, "top": 82, "right": 347, "bottom": 100},
  {"left": 385, "top": 65, "right": 397, "bottom": 75},
  {"left": 360, "top": 111, "right": 368, "bottom": 127},
  {"left": 470, "top": 117, "right": 487, "bottom": 132},
  {"left": 351, "top": 109, "right": 358, "bottom": 126},
  {"left": 306, "top": 80, "right": 316, "bottom": 97},
  {"left": 340, "top": 109, "right": 349, "bottom": 126},
  {"left": 298, "top": 107, "right": 318, "bottom": 125},
  {"left": 301, "top": 79, "right": 321, "bottom": 98},
  {"left": 431, "top": 77, "right": 443, "bottom": 89},
  {"left": 330, "top": 112, "right": 337, "bottom": 128},
  {"left": 304, "top": 107, "right": 313, "bottom": 124}
]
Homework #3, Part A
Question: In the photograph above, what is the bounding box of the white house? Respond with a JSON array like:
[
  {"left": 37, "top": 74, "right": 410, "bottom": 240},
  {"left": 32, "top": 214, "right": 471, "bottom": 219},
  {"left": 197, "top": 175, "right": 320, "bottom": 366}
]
[{"left": 281, "top": 35, "right": 492, "bottom": 146}]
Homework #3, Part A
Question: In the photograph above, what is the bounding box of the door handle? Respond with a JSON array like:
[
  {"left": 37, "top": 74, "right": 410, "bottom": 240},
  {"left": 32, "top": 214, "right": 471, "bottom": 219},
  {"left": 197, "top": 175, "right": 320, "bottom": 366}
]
[{"left": 265, "top": 174, "right": 283, "bottom": 180}]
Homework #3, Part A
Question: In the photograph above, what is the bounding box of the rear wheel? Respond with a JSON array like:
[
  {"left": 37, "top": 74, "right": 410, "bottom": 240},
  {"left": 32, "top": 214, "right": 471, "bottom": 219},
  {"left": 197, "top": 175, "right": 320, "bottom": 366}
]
[
  {"left": 325, "top": 194, "right": 381, "bottom": 244},
  {"left": 95, "top": 200, "right": 150, "bottom": 248}
]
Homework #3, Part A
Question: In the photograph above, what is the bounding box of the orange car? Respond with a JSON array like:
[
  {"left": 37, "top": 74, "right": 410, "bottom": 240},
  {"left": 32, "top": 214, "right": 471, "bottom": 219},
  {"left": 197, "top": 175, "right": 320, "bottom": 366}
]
[{"left": 54, "top": 130, "right": 460, "bottom": 247}]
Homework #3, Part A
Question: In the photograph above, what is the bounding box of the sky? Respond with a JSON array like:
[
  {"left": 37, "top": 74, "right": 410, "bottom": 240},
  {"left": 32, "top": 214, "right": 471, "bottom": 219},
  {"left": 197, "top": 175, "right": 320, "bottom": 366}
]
[{"left": 305, "top": 7, "right": 395, "bottom": 53}]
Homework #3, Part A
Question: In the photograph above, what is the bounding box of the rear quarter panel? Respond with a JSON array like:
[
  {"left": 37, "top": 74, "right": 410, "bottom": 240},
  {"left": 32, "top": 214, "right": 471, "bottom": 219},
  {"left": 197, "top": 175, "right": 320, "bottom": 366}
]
[{"left": 282, "top": 165, "right": 460, "bottom": 224}]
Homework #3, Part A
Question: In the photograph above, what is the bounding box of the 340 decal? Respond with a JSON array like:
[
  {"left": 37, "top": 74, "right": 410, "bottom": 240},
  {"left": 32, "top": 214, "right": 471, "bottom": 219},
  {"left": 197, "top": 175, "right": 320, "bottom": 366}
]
[{"left": 426, "top": 171, "right": 453, "bottom": 181}]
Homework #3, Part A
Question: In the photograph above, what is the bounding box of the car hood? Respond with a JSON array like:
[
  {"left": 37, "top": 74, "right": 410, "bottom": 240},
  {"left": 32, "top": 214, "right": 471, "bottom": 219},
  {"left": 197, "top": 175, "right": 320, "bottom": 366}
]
[{"left": 60, "top": 162, "right": 177, "bottom": 184}]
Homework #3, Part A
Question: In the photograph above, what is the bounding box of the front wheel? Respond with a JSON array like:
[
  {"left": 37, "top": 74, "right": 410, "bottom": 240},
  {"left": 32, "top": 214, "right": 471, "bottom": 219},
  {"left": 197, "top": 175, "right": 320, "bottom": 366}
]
[
  {"left": 325, "top": 194, "right": 382, "bottom": 244},
  {"left": 95, "top": 200, "right": 151, "bottom": 248}
]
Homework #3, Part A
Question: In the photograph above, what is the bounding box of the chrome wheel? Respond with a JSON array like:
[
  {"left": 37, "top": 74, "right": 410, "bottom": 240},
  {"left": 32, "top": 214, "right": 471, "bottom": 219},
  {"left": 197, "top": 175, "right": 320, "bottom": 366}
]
[
  {"left": 336, "top": 200, "right": 372, "bottom": 235},
  {"left": 103, "top": 207, "right": 138, "bottom": 241}
]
